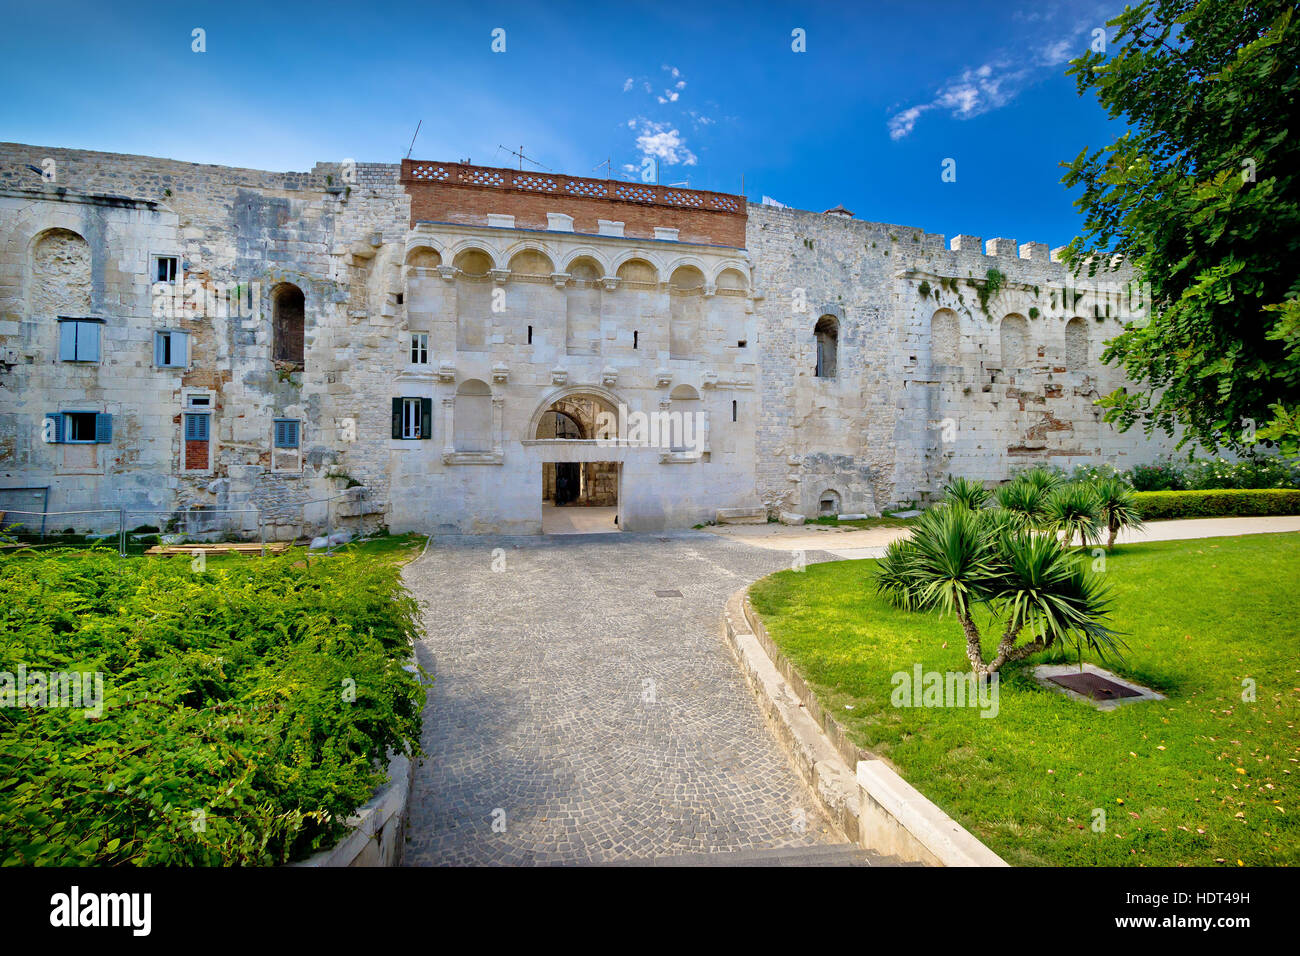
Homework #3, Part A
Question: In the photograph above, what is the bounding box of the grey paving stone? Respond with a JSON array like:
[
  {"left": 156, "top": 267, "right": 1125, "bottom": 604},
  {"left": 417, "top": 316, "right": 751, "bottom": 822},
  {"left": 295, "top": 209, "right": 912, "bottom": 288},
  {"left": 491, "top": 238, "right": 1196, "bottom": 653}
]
[{"left": 400, "top": 530, "right": 854, "bottom": 866}]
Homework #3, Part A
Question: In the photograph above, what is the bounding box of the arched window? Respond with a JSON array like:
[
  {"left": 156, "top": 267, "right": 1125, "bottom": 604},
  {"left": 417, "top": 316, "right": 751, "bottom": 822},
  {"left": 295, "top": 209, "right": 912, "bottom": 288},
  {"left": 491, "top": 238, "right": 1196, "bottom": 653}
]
[
  {"left": 999, "top": 313, "right": 1029, "bottom": 369},
  {"left": 814, "top": 315, "right": 838, "bottom": 378},
  {"left": 272, "top": 283, "right": 305, "bottom": 365},
  {"left": 930, "top": 309, "right": 960, "bottom": 367},
  {"left": 1065, "top": 316, "right": 1088, "bottom": 369}
]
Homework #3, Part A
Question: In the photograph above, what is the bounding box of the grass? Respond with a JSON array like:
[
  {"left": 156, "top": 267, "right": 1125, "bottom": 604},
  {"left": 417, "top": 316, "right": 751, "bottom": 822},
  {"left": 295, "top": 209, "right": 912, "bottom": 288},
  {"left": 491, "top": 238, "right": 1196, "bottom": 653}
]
[
  {"left": 748, "top": 532, "right": 1300, "bottom": 866},
  {"left": 808, "top": 514, "right": 919, "bottom": 530},
  {"left": 0, "top": 532, "right": 425, "bottom": 568}
]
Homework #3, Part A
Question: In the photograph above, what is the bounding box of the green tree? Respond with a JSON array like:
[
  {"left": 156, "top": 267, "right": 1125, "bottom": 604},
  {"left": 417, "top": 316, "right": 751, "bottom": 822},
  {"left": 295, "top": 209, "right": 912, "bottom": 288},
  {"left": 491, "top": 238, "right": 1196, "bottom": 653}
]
[{"left": 1062, "top": 0, "right": 1300, "bottom": 454}]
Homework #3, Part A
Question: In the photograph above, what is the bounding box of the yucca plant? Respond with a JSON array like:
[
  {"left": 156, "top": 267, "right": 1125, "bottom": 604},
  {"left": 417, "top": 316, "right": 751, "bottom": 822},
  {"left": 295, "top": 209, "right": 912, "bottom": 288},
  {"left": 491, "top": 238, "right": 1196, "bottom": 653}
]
[
  {"left": 994, "top": 479, "right": 1047, "bottom": 529},
  {"left": 1041, "top": 482, "right": 1103, "bottom": 548},
  {"left": 941, "top": 476, "right": 992, "bottom": 511},
  {"left": 874, "top": 503, "right": 1120, "bottom": 679},
  {"left": 1094, "top": 476, "right": 1145, "bottom": 549},
  {"left": 1017, "top": 466, "right": 1065, "bottom": 496}
]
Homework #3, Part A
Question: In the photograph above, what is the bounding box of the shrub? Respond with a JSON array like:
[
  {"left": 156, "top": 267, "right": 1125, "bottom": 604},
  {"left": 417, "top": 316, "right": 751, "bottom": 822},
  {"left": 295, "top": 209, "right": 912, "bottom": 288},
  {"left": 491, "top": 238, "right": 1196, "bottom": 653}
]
[
  {"left": 1181, "top": 456, "right": 1300, "bottom": 491},
  {"left": 994, "top": 479, "right": 1049, "bottom": 528},
  {"left": 0, "top": 549, "right": 425, "bottom": 865},
  {"left": 941, "top": 476, "right": 991, "bottom": 511},
  {"left": 1041, "top": 482, "right": 1103, "bottom": 548},
  {"left": 1128, "top": 460, "right": 1186, "bottom": 491},
  {"left": 1132, "top": 488, "right": 1300, "bottom": 519}
]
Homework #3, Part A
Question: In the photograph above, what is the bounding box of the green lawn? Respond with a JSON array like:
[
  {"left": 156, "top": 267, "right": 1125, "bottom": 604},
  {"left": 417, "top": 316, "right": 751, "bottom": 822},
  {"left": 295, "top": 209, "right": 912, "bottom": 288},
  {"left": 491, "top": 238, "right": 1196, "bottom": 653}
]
[{"left": 748, "top": 532, "right": 1300, "bottom": 866}]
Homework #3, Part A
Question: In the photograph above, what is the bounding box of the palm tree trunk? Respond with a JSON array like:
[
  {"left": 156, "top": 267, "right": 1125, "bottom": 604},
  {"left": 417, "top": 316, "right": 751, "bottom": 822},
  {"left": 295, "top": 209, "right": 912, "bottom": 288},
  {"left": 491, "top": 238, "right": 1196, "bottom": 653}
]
[
  {"left": 960, "top": 613, "right": 990, "bottom": 678},
  {"left": 1107, "top": 521, "right": 1118, "bottom": 550}
]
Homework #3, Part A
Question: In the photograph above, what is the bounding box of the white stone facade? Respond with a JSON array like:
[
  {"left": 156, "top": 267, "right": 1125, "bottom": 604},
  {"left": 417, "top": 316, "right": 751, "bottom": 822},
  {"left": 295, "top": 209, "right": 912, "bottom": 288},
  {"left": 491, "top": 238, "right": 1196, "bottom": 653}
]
[{"left": 0, "top": 143, "right": 1172, "bottom": 535}]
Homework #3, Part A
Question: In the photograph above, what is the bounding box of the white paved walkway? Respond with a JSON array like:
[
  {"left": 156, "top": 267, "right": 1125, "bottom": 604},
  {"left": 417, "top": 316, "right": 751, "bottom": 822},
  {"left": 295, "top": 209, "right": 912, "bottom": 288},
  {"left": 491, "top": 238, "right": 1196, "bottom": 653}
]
[{"left": 708, "top": 515, "right": 1300, "bottom": 561}]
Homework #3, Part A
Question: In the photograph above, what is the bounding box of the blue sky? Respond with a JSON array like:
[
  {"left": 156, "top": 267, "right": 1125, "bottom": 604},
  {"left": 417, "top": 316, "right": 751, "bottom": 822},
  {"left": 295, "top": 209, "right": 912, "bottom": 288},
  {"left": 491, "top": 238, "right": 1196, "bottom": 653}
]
[{"left": 0, "top": 0, "right": 1125, "bottom": 247}]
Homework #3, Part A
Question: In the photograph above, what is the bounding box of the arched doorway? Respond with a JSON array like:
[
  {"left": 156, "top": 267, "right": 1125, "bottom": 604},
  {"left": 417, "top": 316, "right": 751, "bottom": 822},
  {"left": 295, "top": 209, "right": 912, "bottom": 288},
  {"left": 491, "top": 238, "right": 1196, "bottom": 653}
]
[{"left": 534, "top": 391, "right": 620, "bottom": 534}]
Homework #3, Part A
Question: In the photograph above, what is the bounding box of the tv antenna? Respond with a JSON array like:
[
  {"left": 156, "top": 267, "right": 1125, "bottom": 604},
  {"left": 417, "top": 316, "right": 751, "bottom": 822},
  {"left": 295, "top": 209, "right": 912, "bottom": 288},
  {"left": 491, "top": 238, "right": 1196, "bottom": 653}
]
[
  {"left": 497, "top": 144, "right": 550, "bottom": 171},
  {"left": 405, "top": 120, "right": 422, "bottom": 159},
  {"left": 593, "top": 157, "right": 612, "bottom": 178}
]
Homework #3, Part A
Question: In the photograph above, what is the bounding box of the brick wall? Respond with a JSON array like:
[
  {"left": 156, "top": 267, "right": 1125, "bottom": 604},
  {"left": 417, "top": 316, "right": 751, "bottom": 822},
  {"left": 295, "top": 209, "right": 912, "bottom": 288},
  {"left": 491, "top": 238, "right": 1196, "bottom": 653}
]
[{"left": 401, "top": 160, "right": 746, "bottom": 248}]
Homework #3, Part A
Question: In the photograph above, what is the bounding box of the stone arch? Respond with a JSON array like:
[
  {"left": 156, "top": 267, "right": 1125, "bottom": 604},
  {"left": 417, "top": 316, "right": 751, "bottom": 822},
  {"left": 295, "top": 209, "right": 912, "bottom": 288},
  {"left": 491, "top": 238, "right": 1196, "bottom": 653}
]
[
  {"left": 814, "top": 314, "right": 839, "bottom": 378},
  {"left": 453, "top": 247, "right": 495, "bottom": 277},
  {"left": 454, "top": 378, "right": 493, "bottom": 452},
  {"left": 404, "top": 245, "right": 441, "bottom": 268},
  {"left": 715, "top": 267, "right": 748, "bottom": 292},
  {"left": 613, "top": 255, "right": 659, "bottom": 285},
  {"left": 999, "top": 313, "right": 1029, "bottom": 369},
  {"left": 668, "top": 264, "right": 706, "bottom": 291},
  {"left": 526, "top": 384, "right": 626, "bottom": 441},
  {"left": 1065, "top": 316, "right": 1088, "bottom": 369},
  {"left": 507, "top": 248, "right": 554, "bottom": 277},
  {"left": 559, "top": 246, "right": 609, "bottom": 276},
  {"left": 271, "top": 282, "right": 305, "bottom": 365},
  {"left": 667, "top": 384, "right": 702, "bottom": 452},
  {"left": 30, "top": 227, "right": 91, "bottom": 316},
  {"left": 566, "top": 256, "right": 602, "bottom": 355},
  {"left": 817, "top": 488, "right": 843, "bottom": 516},
  {"left": 930, "top": 308, "right": 960, "bottom": 367},
  {"left": 567, "top": 256, "right": 602, "bottom": 281}
]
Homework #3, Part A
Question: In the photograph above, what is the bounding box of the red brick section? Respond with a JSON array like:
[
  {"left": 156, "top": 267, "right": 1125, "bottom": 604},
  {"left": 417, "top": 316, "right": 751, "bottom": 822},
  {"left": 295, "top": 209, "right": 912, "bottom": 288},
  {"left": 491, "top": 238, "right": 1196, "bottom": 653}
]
[
  {"left": 184, "top": 439, "right": 208, "bottom": 471},
  {"left": 401, "top": 160, "right": 746, "bottom": 248}
]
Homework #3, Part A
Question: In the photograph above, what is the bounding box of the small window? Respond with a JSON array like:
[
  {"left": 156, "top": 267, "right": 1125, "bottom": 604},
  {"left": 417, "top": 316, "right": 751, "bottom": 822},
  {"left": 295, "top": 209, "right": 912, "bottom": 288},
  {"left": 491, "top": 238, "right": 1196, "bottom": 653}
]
[
  {"left": 49, "top": 411, "right": 112, "bottom": 444},
  {"left": 57, "top": 318, "right": 101, "bottom": 362},
  {"left": 273, "top": 418, "right": 300, "bottom": 449},
  {"left": 154, "top": 330, "right": 189, "bottom": 368},
  {"left": 814, "top": 315, "right": 838, "bottom": 378},
  {"left": 737, "top": 339, "right": 747, "bottom": 348},
  {"left": 396, "top": 293, "right": 404, "bottom": 305},
  {"left": 732, "top": 400, "right": 738, "bottom": 422},
  {"left": 633, "top": 330, "right": 639, "bottom": 350},
  {"left": 527, "top": 325, "right": 533, "bottom": 345},
  {"left": 184, "top": 412, "right": 210, "bottom": 442},
  {"left": 153, "top": 256, "right": 179, "bottom": 284},
  {"left": 392, "top": 397, "right": 432, "bottom": 440},
  {"left": 410, "top": 333, "right": 429, "bottom": 364}
]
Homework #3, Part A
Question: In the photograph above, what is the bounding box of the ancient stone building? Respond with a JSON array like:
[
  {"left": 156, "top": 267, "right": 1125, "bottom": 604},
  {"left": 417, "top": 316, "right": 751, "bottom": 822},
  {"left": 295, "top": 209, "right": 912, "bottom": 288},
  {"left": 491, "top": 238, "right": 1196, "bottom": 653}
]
[{"left": 0, "top": 142, "right": 1170, "bottom": 535}]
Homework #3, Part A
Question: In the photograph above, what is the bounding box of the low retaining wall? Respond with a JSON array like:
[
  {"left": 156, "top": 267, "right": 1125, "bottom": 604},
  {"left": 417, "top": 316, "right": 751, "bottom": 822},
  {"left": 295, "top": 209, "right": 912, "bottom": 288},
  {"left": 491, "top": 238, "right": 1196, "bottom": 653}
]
[
  {"left": 290, "top": 748, "right": 414, "bottom": 867},
  {"left": 723, "top": 587, "right": 1007, "bottom": 867}
]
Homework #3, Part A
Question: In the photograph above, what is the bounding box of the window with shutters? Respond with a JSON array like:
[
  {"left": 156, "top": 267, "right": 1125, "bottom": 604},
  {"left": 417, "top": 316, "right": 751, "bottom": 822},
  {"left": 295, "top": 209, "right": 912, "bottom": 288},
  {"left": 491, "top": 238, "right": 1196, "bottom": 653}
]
[
  {"left": 410, "top": 333, "right": 429, "bottom": 364},
  {"left": 154, "top": 330, "right": 189, "bottom": 368},
  {"left": 392, "top": 397, "right": 432, "bottom": 440},
  {"left": 273, "top": 418, "right": 300, "bottom": 449},
  {"left": 57, "top": 318, "right": 102, "bottom": 362},
  {"left": 184, "top": 413, "right": 210, "bottom": 442}
]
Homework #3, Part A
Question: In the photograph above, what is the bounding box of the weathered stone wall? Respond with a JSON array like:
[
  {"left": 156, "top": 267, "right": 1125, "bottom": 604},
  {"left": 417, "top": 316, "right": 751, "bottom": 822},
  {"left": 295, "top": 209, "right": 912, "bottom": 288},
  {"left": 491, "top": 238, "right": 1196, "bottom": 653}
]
[
  {"left": 745, "top": 203, "right": 1173, "bottom": 514},
  {"left": 0, "top": 141, "right": 1172, "bottom": 534}
]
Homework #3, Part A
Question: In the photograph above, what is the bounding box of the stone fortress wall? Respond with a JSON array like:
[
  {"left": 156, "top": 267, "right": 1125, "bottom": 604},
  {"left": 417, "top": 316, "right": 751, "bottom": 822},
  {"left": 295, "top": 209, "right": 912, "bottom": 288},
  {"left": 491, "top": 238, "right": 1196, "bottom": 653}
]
[{"left": 0, "top": 141, "right": 1172, "bottom": 535}]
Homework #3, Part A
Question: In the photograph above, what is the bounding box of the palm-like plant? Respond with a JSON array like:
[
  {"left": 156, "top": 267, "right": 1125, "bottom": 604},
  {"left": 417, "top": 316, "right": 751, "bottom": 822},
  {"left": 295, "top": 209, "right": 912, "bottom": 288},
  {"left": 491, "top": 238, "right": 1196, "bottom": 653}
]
[
  {"left": 1018, "top": 467, "right": 1064, "bottom": 496},
  {"left": 1041, "top": 482, "right": 1103, "bottom": 548},
  {"left": 1094, "top": 476, "right": 1145, "bottom": 549},
  {"left": 941, "top": 476, "right": 992, "bottom": 511},
  {"left": 875, "top": 502, "right": 1120, "bottom": 679},
  {"left": 994, "top": 479, "right": 1047, "bottom": 529}
]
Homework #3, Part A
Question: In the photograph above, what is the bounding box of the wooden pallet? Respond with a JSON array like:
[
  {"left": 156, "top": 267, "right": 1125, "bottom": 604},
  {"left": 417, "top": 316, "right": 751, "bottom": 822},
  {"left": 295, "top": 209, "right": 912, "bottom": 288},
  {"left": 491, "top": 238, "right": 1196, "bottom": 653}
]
[{"left": 145, "top": 542, "right": 290, "bottom": 556}]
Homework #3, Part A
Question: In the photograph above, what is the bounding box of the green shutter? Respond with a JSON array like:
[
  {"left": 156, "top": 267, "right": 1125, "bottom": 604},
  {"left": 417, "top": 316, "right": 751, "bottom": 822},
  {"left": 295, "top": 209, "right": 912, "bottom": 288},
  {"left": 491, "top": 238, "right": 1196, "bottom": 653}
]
[
  {"left": 391, "top": 398, "right": 402, "bottom": 439},
  {"left": 420, "top": 398, "right": 433, "bottom": 440}
]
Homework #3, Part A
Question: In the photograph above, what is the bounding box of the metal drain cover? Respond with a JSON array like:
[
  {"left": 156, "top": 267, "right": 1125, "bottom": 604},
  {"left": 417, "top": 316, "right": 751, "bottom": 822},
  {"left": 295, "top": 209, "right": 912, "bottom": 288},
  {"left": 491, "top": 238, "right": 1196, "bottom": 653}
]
[
  {"left": 1047, "top": 672, "right": 1141, "bottom": 700},
  {"left": 655, "top": 589, "right": 683, "bottom": 598}
]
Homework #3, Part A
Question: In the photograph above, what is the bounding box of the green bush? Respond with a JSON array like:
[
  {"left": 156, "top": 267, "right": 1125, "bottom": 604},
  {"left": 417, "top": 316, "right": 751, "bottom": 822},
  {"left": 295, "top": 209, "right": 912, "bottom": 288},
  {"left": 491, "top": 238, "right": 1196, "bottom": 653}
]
[
  {"left": 1132, "top": 488, "right": 1300, "bottom": 519},
  {"left": 0, "top": 549, "right": 425, "bottom": 865}
]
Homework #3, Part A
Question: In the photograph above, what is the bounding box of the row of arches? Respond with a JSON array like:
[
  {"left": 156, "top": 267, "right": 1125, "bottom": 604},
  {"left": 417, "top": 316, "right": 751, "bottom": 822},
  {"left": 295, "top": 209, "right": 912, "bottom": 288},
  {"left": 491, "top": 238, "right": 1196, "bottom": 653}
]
[
  {"left": 404, "top": 243, "right": 750, "bottom": 293},
  {"left": 930, "top": 309, "right": 1091, "bottom": 370}
]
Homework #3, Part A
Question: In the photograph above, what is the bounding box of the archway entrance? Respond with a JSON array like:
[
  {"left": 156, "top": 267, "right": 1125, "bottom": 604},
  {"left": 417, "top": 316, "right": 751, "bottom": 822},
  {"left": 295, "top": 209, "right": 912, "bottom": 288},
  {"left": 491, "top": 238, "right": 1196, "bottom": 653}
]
[{"left": 535, "top": 394, "right": 621, "bottom": 534}]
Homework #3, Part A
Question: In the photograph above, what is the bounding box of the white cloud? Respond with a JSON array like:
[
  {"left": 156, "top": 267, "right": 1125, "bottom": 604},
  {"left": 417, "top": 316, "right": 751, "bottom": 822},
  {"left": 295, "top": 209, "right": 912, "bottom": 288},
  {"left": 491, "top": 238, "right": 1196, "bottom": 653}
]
[
  {"left": 622, "top": 77, "right": 634, "bottom": 92},
  {"left": 633, "top": 120, "right": 697, "bottom": 166}
]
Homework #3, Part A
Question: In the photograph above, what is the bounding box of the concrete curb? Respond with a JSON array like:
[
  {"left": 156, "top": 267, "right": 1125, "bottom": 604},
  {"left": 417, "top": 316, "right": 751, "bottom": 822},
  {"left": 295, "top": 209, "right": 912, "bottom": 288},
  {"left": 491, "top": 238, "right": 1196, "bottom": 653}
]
[
  {"left": 289, "top": 748, "right": 414, "bottom": 867},
  {"left": 723, "top": 587, "right": 1007, "bottom": 867}
]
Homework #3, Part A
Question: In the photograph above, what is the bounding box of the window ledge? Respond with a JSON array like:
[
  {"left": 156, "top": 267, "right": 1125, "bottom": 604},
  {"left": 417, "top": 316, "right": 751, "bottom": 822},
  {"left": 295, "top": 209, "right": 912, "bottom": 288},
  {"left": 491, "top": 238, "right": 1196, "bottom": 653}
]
[{"left": 442, "top": 450, "right": 503, "bottom": 465}]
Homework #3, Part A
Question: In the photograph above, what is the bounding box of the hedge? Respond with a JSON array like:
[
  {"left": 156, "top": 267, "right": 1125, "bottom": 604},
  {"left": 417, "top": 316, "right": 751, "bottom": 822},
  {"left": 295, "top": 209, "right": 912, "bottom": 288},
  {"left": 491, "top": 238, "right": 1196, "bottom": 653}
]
[
  {"left": 1133, "top": 488, "right": 1300, "bottom": 520},
  {"left": 0, "top": 549, "right": 425, "bottom": 866}
]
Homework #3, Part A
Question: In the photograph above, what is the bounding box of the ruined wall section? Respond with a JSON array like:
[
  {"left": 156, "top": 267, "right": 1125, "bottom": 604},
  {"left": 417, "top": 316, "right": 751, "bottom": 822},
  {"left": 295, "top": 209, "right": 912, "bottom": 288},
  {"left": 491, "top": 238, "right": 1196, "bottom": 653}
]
[
  {"left": 748, "top": 203, "right": 1173, "bottom": 515},
  {"left": 0, "top": 142, "right": 411, "bottom": 532}
]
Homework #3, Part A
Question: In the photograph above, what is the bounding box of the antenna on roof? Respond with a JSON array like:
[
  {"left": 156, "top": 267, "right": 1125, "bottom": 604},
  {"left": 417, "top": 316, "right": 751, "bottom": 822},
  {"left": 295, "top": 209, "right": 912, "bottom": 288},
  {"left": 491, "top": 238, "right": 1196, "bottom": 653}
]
[
  {"left": 497, "top": 144, "right": 550, "bottom": 171},
  {"left": 593, "top": 157, "right": 612, "bottom": 178},
  {"left": 405, "top": 120, "right": 422, "bottom": 159}
]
